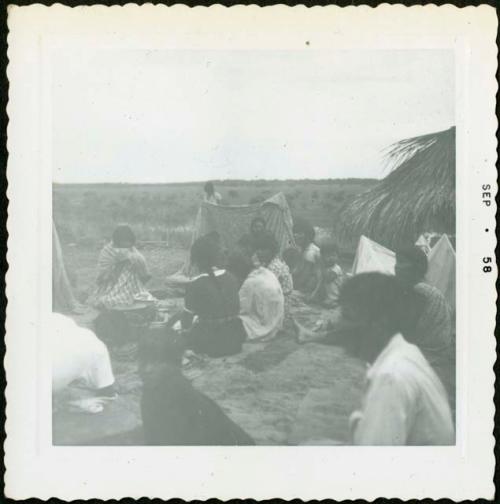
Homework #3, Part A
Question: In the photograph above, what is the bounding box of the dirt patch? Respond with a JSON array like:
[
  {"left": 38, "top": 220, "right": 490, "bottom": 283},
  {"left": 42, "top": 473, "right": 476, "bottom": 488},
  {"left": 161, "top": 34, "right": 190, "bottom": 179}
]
[
  {"left": 240, "top": 337, "right": 300, "bottom": 373},
  {"left": 190, "top": 338, "right": 365, "bottom": 445},
  {"left": 53, "top": 332, "right": 365, "bottom": 446}
]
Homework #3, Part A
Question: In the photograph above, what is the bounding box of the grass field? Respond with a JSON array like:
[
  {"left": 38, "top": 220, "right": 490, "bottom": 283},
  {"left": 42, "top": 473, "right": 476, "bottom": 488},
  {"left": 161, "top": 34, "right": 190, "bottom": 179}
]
[{"left": 53, "top": 178, "right": 376, "bottom": 248}]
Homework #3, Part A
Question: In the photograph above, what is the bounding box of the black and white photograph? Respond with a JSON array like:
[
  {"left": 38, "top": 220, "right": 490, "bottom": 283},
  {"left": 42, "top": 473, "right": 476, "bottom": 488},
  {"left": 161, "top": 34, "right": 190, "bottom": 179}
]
[
  {"left": 5, "top": 4, "right": 496, "bottom": 501},
  {"left": 51, "top": 46, "right": 457, "bottom": 447}
]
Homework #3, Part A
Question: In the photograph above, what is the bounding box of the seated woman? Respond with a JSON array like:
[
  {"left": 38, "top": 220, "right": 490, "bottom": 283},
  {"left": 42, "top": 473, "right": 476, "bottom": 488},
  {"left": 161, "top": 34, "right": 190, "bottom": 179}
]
[
  {"left": 395, "top": 246, "right": 455, "bottom": 408},
  {"left": 237, "top": 216, "right": 274, "bottom": 259},
  {"left": 239, "top": 242, "right": 285, "bottom": 341},
  {"left": 89, "top": 224, "right": 154, "bottom": 310},
  {"left": 182, "top": 235, "right": 247, "bottom": 358},
  {"left": 282, "top": 244, "right": 341, "bottom": 343},
  {"left": 290, "top": 217, "right": 322, "bottom": 302}
]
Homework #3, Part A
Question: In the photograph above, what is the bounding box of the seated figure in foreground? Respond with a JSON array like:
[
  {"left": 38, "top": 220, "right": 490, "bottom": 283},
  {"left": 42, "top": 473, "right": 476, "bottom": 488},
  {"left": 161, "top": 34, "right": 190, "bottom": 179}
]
[
  {"left": 139, "top": 325, "right": 255, "bottom": 445},
  {"left": 336, "top": 273, "right": 454, "bottom": 445}
]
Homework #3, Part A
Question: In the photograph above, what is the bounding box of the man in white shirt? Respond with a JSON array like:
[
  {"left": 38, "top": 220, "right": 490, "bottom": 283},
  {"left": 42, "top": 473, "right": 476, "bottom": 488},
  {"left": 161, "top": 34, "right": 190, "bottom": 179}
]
[{"left": 337, "top": 272, "right": 454, "bottom": 446}]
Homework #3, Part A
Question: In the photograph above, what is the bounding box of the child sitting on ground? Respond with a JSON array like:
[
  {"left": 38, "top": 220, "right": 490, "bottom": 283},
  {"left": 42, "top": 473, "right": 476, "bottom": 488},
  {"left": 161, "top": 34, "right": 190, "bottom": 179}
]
[
  {"left": 317, "top": 241, "right": 344, "bottom": 308},
  {"left": 282, "top": 243, "right": 344, "bottom": 343}
]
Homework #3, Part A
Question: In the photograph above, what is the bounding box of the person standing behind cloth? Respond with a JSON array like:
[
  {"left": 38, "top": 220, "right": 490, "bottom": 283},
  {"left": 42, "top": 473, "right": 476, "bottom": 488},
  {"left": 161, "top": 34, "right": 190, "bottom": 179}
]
[
  {"left": 203, "top": 181, "right": 222, "bottom": 205},
  {"left": 182, "top": 235, "right": 247, "bottom": 358},
  {"left": 336, "top": 273, "right": 454, "bottom": 445}
]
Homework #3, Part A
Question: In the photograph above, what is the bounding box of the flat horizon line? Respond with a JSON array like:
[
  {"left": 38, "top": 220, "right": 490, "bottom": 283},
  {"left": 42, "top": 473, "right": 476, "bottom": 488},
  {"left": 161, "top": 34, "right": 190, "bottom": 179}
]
[{"left": 52, "top": 176, "right": 379, "bottom": 186}]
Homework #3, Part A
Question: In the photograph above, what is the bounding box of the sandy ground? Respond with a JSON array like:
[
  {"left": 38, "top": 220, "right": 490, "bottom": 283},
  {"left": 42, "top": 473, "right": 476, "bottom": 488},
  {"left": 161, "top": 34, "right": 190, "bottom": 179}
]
[{"left": 53, "top": 245, "right": 365, "bottom": 446}]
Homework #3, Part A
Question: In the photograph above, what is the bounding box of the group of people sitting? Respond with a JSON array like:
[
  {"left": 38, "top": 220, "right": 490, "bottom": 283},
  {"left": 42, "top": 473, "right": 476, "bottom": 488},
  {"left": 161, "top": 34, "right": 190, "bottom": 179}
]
[
  {"left": 175, "top": 215, "right": 348, "bottom": 356},
  {"left": 84, "top": 216, "right": 345, "bottom": 357},
  {"left": 53, "top": 212, "right": 455, "bottom": 446}
]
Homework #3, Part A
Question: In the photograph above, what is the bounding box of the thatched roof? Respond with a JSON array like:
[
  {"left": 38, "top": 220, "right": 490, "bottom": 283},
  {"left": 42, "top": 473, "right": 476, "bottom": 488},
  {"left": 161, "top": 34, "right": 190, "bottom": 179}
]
[{"left": 339, "top": 126, "right": 455, "bottom": 249}]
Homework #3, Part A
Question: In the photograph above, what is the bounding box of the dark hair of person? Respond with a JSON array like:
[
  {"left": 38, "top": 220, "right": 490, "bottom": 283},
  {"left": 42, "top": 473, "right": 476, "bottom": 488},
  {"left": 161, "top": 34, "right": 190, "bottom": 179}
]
[
  {"left": 254, "top": 234, "right": 279, "bottom": 266},
  {"left": 396, "top": 245, "right": 429, "bottom": 280},
  {"left": 337, "top": 273, "right": 416, "bottom": 358},
  {"left": 226, "top": 250, "right": 253, "bottom": 283},
  {"left": 204, "top": 181, "right": 215, "bottom": 196},
  {"left": 250, "top": 216, "right": 266, "bottom": 231},
  {"left": 191, "top": 236, "right": 219, "bottom": 273},
  {"left": 293, "top": 216, "right": 316, "bottom": 245},
  {"left": 319, "top": 240, "right": 339, "bottom": 257},
  {"left": 112, "top": 224, "right": 136, "bottom": 248}
]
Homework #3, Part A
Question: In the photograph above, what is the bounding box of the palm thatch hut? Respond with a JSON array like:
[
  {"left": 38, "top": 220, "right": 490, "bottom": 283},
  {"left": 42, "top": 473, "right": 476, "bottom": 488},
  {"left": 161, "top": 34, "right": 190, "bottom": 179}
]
[{"left": 339, "top": 126, "right": 455, "bottom": 249}]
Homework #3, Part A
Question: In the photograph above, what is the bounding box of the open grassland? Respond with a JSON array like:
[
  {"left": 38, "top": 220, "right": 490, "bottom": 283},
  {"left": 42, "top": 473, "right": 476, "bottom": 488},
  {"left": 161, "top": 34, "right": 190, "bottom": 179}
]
[{"left": 53, "top": 178, "right": 376, "bottom": 248}]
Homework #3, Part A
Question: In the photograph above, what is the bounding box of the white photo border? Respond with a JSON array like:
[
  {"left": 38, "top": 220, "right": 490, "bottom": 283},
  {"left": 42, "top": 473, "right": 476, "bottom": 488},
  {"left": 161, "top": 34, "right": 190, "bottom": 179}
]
[{"left": 5, "top": 4, "right": 498, "bottom": 500}]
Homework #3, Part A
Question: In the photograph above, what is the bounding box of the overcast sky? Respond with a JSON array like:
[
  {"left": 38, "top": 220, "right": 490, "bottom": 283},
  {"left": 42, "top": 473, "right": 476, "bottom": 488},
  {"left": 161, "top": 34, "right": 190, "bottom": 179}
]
[{"left": 52, "top": 49, "right": 454, "bottom": 183}]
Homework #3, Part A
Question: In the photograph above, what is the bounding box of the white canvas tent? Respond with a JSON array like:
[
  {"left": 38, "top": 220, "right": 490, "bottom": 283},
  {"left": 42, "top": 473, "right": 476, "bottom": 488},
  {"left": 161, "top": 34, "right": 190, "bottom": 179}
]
[
  {"left": 351, "top": 234, "right": 455, "bottom": 311},
  {"left": 425, "top": 234, "right": 456, "bottom": 311},
  {"left": 351, "top": 235, "right": 396, "bottom": 275}
]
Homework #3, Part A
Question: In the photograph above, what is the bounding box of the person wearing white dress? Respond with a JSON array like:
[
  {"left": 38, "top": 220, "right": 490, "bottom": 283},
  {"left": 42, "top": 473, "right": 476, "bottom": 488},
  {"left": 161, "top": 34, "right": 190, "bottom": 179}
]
[{"left": 239, "top": 249, "right": 284, "bottom": 341}]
